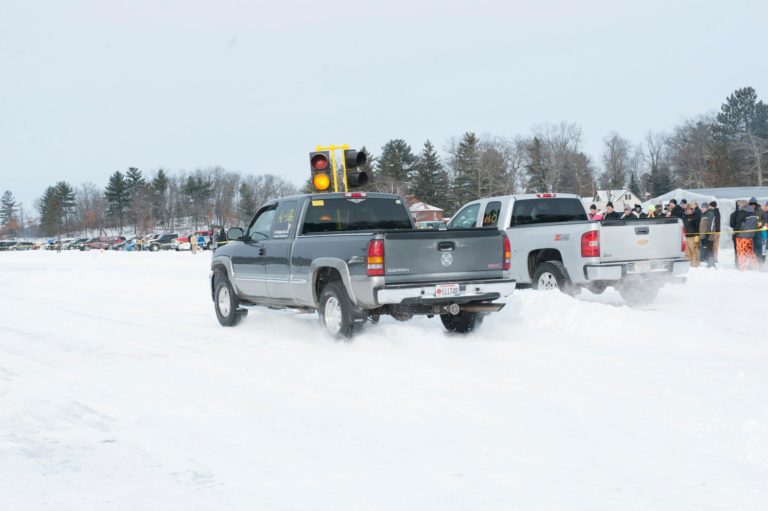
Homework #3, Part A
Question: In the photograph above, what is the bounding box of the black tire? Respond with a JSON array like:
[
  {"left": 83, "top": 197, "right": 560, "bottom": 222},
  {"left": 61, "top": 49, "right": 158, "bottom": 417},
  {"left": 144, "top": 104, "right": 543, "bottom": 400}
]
[
  {"left": 440, "top": 311, "right": 484, "bottom": 334},
  {"left": 532, "top": 261, "right": 578, "bottom": 295},
  {"left": 318, "top": 281, "right": 363, "bottom": 339},
  {"left": 618, "top": 283, "right": 659, "bottom": 307},
  {"left": 214, "top": 273, "right": 247, "bottom": 326},
  {"left": 151, "top": 244, "right": 159, "bottom": 252}
]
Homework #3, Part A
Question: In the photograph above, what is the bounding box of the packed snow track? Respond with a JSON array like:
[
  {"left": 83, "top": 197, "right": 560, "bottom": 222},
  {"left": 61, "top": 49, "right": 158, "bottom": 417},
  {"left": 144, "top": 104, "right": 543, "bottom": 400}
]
[{"left": 1, "top": 251, "right": 767, "bottom": 510}]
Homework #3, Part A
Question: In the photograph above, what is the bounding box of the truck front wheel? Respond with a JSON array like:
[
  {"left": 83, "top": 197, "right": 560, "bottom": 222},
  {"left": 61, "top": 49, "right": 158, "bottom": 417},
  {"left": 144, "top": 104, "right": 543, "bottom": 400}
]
[
  {"left": 214, "top": 273, "right": 247, "bottom": 326},
  {"left": 319, "top": 281, "right": 362, "bottom": 339},
  {"left": 440, "top": 311, "right": 484, "bottom": 334}
]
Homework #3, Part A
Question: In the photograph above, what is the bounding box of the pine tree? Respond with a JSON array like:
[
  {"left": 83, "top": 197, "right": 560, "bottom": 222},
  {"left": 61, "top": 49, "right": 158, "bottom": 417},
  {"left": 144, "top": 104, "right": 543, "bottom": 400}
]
[
  {"left": 450, "top": 132, "right": 481, "bottom": 210},
  {"left": 526, "top": 137, "right": 548, "bottom": 193},
  {"left": 411, "top": 140, "right": 449, "bottom": 208},
  {"left": 238, "top": 182, "right": 258, "bottom": 224},
  {"left": 375, "top": 139, "right": 416, "bottom": 194},
  {"left": 715, "top": 87, "right": 768, "bottom": 185},
  {"left": 54, "top": 181, "right": 76, "bottom": 233},
  {"left": 38, "top": 186, "right": 62, "bottom": 236},
  {"left": 151, "top": 169, "right": 169, "bottom": 228},
  {"left": 104, "top": 171, "right": 129, "bottom": 233},
  {"left": 1, "top": 190, "right": 18, "bottom": 225}
]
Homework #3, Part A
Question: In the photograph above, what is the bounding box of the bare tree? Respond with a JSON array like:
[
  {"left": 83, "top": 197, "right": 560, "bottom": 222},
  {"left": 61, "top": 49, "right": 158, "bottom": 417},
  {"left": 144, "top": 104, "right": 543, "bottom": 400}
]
[
  {"left": 601, "top": 132, "right": 632, "bottom": 189},
  {"left": 533, "top": 121, "right": 583, "bottom": 192},
  {"left": 667, "top": 116, "right": 714, "bottom": 189}
]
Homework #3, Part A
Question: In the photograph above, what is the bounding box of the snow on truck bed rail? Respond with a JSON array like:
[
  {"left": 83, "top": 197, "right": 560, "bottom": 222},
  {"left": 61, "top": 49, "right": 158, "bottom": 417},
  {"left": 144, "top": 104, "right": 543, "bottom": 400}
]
[{"left": 1, "top": 251, "right": 767, "bottom": 510}]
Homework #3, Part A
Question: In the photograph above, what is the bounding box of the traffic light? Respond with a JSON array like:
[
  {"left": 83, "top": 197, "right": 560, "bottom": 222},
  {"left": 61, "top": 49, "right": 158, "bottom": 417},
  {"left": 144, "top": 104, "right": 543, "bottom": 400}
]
[
  {"left": 309, "top": 151, "right": 332, "bottom": 192},
  {"left": 344, "top": 149, "right": 369, "bottom": 188}
]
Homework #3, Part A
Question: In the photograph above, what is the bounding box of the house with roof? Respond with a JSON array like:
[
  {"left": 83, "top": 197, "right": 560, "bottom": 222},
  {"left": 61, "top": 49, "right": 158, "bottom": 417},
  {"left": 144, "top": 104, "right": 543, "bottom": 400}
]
[
  {"left": 406, "top": 197, "right": 444, "bottom": 222},
  {"left": 590, "top": 190, "right": 643, "bottom": 212}
]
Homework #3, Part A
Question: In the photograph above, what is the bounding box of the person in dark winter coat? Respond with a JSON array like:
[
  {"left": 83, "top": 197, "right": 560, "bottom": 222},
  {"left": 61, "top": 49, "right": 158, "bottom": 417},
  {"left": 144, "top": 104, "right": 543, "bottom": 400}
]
[
  {"left": 620, "top": 206, "right": 638, "bottom": 220},
  {"left": 699, "top": 202, "right": 716, "bottom": 268},
  {"left": 710, "top": 201, "right": 721, "bottom": 262},
  {"left": 735, "top": 202, "right": 758, "bottom": 271},
  {"left": 730, "top": 200, "right": 748, "bottom": 265},
  {"left": 749, "top": 198, "right": 764, "bottom": 264},
  {"left": 603, "top": 202, "right": 622, "bottom": 220},
  {"left": 683, "top": 204, "right": 701, "bottom": 267},
  {"left": 667, "top": 199, "right": 684, "bottom": 220}
]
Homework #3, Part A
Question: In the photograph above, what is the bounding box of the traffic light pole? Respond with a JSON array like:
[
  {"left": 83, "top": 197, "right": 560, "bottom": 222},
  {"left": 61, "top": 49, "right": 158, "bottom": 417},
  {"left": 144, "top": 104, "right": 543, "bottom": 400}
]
[{"left": 316, "top": 144, "right": 349, "bottom": 192}]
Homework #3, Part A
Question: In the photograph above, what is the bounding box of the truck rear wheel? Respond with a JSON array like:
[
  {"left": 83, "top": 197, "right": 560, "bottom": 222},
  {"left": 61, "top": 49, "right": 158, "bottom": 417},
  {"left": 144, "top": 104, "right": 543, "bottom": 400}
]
[
  {"left": 440, "top": 311, "right": 484, "bottom": 334},
  {"left": 319, "top": 281, "right": 363, "bottom": 339},
  {"left": 214, "top": 273, "right": 247, "bottom": 326},
  {"left": 532, "top": 261, "right": 578, "bottom": 296}
]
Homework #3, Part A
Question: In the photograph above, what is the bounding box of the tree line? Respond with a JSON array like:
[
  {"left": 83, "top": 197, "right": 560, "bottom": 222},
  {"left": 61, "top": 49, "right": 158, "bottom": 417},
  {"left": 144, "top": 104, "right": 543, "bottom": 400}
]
[
  {"left": 1, "top": 86, "right": 766, "bottom": 238},
  {"left": 360, "top": 86, "right": 767, "bottom": 213},
  {"left": 1, "top": 168, "right": 297, "bottom": 238}
]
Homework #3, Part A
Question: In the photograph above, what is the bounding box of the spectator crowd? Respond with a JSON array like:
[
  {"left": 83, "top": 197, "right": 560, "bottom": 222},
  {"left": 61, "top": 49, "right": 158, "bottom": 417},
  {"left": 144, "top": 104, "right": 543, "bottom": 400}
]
[{"left": 587, "top": 197, "right": 768, "bottom": 272}]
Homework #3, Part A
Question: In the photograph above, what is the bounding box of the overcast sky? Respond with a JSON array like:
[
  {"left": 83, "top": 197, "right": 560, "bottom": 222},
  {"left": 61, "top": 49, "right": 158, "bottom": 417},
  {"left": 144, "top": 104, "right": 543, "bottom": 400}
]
[{"left": 1, "top": 0, "right": 766, "bottom": 210}]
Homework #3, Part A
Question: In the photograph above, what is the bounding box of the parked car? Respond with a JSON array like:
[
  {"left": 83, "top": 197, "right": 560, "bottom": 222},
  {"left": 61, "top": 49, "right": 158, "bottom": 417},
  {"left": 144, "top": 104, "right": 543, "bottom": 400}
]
[
  {"left": 172, "top": 230, "right": 213, "bottom": 250},
  {"left": 0, "top": 240, "right": 17, "bottom": 251},
  {"left": 113, "top": 237, "right": 139, "bottom": 251},
  {"left": 82, "top": 236, "right": 125, "bottom": 250},
  {"left": 65, "top": 238, "right": 89, "bottom": 250},
  {"left": 450, "top": 193, "right": 689, "bottom": 305},
  {"left": 9, "top": 241, "right": 35, "bottom": 251},
  {"left": 147, "top": 233, "right": 178, "bottom": 251}
]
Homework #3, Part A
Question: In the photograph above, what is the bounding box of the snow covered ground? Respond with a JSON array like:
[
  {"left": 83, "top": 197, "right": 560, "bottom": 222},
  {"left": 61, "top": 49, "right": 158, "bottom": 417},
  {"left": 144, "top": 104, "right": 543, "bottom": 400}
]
[{"left": 1, "top": 250, "right": 767, "bottom": 511}]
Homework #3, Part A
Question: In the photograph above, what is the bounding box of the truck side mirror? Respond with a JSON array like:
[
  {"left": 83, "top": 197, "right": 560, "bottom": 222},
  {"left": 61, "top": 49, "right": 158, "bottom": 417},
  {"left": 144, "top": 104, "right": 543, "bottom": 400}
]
[{"left": 226, "top": 227, "right": 244, "bottom": 241}]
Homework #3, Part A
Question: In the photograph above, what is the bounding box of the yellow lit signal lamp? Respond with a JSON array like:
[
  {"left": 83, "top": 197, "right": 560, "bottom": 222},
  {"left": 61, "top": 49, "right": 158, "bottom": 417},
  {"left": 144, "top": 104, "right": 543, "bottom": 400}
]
[{"left": 312, "top": 172, "right": 331, "bottom": 191}]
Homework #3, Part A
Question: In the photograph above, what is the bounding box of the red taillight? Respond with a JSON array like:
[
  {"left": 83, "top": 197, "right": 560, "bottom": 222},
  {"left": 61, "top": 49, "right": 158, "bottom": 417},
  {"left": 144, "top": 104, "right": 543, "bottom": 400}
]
[
  {"left": 344, "top": 192, "right": 368, "bottom": 198},
  {"left": 581, "top": 230, "right": 600, "bottom": 257},
  {"left": 536, "top": 193, "right": 556, "bottom": 198},
  {"left": 681, "top": 226, "right": 686, "bottom": 252},
  {"left": 367, "top": 239, "right": 384, "bottom": 276},
  {"left": 502, "top": 234, "right": 511, "bottom": 270}
]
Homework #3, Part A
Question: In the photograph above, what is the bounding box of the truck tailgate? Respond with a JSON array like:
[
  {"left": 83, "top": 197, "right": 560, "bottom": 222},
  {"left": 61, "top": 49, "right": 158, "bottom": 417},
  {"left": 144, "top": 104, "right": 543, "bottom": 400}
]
[
  {"left": 383, "top": 228, "right": 504, "bottom": 284},
  {"left": 599, "top": 218, "right": 683, "bottom": 262}
]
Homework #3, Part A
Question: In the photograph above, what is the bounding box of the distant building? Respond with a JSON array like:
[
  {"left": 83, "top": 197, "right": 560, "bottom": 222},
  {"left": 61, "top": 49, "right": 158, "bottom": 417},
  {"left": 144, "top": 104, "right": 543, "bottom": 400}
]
[
  {"left": 406, "top": 197, "right": 444, "bottom": 222},
  {"left": 591, "top": 190, "right": 643, "bottom": 211}
]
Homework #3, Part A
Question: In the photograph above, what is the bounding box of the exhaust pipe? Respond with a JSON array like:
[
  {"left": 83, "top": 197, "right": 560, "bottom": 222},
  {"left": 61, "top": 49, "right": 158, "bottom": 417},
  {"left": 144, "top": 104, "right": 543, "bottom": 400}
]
[
  {"left": 461, "top": 303, "right": 506, "bottom": 313},
  {"left": 439, "top": 302, "right": 506, "bottom": 314}
]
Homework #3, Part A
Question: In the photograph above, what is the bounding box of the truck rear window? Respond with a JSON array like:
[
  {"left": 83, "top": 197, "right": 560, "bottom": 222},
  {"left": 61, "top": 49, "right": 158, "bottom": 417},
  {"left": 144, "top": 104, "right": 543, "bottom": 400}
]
[
  {"left": 510, "top": 198, "right": 588, "bottom": 226},
  {"left": 302, "top": 198, "right": 412, "bottom": 234}
]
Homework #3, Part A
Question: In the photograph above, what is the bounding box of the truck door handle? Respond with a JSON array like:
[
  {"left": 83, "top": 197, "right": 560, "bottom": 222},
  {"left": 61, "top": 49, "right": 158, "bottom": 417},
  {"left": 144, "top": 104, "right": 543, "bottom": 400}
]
[
  {"left": 634, "top": 227, "right": 649, "bottom": 235},
  {"left": 438, "top": 241, "right": 456, "bottom": 251},
  {"left": 258, "top": 248, "right": 265, "bottom": 256}
]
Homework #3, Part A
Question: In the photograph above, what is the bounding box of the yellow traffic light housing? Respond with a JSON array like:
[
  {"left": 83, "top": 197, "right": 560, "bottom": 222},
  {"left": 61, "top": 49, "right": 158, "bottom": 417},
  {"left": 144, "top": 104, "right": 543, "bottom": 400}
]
[{"left": 309, "top": 151, "right": 332, "bottom": 192}]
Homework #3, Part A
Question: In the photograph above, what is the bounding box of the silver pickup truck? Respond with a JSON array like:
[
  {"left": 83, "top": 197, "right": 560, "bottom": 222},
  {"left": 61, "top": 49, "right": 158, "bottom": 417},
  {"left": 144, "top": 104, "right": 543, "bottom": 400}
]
[
  {"left": 210, "top": 192, "right": 515, "bottom": 337},
  {"left": 450, "top": 193, "right": 689, "bottom": 305}
]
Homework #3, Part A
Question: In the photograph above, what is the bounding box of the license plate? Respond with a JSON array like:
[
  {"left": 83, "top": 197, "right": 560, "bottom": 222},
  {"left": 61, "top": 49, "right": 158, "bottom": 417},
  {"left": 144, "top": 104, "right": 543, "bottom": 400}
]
[
  {"left": 634, "top": 260, "right": 651, "bottom": 273},
  {"left": 435, "top": 284, "right": 460, "bottom": 298}
]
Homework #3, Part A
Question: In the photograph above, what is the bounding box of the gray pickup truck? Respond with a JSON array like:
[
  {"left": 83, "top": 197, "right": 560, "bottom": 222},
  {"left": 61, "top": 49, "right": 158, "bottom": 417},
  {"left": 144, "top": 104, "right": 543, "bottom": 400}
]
[
  {"left": 451, "top": 193, "right": 689, "bottom": 305},
  {"left": 210, "top": 192, "right": 515, "bottom": 337}
]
